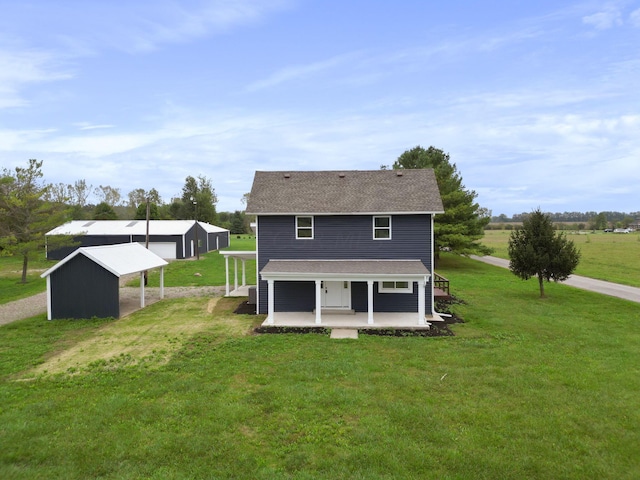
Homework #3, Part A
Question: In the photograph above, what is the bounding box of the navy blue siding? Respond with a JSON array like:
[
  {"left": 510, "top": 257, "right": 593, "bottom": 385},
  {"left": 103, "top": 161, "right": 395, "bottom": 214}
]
[
  {"left": 257, "top": 215, "right": 433, "bottom": 314},
  {"left": 50, "top": 254, "right": 120, "bottom": 319},
  {"left": 48, "top": 234, "right": 187, "bottom": 260},
  {"left": 208, "top": 231, "right": 229, "bottom": 250},
  {"left": 275, "top": 281, "right": 316, "bottom": 311},
  {"left": 47, "top": 235, "right": 129, "bottom": 260}
]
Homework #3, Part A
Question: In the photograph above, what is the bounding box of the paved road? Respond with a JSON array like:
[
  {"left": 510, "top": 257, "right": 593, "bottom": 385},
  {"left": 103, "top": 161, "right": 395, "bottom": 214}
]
[{"left": 470, "top": 255, "right": 640, "bottom": 303}]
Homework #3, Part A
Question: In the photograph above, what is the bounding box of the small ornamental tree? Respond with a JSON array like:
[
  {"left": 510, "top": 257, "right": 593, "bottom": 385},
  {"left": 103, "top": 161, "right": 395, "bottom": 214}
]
[{"left": 508, "top": 209, "right": 580, "bottom": 298}]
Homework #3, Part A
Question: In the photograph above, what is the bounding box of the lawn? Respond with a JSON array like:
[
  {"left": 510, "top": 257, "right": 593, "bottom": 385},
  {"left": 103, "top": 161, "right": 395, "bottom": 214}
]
[
  {"left": 482, "top": 229, "right": 640, "bottom": 287},
  {"left": 1, "top": 254, "right": 639, "bottom": 479},
  {"left": 0, "top": 253, "right": 52, "bottom": 305}
]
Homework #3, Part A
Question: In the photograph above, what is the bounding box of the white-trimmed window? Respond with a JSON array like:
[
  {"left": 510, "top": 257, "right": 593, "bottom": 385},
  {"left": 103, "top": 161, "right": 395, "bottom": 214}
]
[
  {"left": 296, "top": 216, "right": 314, "bottom": 239},
  {"left": 373, "top": 216, "right": 391, "bottom": 239},
  {"left": 379, "top": 281, "right": 412, "bottom": 293}
]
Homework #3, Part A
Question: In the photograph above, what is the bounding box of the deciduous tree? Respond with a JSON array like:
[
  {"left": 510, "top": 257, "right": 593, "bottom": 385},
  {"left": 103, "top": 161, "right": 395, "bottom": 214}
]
[
  {"left": 94, "top": 185, "right": 122, "bottom": 206},
  {"left": 508, "top": 209, "right": 581, "bottom": 298},
  {"left": 0, "top": 159, "right": 73, "bottom": 283}
]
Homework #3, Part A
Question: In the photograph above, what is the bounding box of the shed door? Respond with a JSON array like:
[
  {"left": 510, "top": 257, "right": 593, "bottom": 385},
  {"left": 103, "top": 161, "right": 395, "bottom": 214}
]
[
  {"left": 321, "top": 281, "right": 351, "bottom": 309},
  {"left": 143, "top": 242, "right": 176, "bottom": 260}
]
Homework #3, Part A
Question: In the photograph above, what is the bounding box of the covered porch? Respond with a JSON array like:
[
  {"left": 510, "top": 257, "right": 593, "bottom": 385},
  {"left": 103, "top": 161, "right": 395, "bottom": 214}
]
[
  {"left": 260, "top": 259, "right": 437, "bottom": 328},
  {"left": 259, "top": 311, "right": 443, "bottom": 329},
  {"left": 221, "top": 250, "right": 256, "bottom": 296}
]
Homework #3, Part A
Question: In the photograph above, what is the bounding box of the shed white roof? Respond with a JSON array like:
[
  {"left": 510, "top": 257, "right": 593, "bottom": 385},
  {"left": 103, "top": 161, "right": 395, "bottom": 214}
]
[
  {"left": 41, "top": 243, "right": 168, "bottom": 278},
  {"left": 46, "top": 220, "right": 228, "bottom": 236}
]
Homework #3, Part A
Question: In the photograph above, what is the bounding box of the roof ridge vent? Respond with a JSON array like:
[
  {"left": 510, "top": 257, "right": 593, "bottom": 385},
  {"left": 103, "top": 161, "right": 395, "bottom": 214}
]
[
  {"left": 396, "top": 171, "right": 404, "bottom": 176},
  {"left": 339, "top": 172, "right": 345, "bottom": 178},
  {"left": 284, "top": 173, "right": 290, "bottom": 179}
]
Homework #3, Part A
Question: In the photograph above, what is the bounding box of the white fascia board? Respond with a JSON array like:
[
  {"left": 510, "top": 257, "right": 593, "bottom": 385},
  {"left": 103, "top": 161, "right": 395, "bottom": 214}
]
[
  {"left": 251, "top": 211, "right": 443, "bottom": 216},
  {"left": 260, "top": 272, "right": 430, "bottom": 283}
]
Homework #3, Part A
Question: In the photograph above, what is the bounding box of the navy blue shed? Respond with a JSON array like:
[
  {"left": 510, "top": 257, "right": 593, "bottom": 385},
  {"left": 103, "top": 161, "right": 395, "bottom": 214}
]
[{"left": 41, "top": 243, "right": 168, "bottom": 320}]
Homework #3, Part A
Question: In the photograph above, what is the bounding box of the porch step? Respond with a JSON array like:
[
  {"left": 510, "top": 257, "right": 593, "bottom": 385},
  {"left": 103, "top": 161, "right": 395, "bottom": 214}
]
[
  {"left": 330, "top": 329, "right": 359, "bottom": 339},
  {"left": 314, "top": 309, "right": 356, "bottom": 315}
]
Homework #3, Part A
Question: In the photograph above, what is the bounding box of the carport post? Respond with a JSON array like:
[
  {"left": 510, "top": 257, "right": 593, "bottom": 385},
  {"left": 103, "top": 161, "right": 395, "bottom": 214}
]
[
  {"left": 225, "top": 255, "right": 230, "bottom": 296},
  {"left": 140, "top": 271, "right": 145, "bottom": 308},
  {"left": 234, "top": 257, "right": 238, "bottom": 292},
  {"left": 160, "top": 267, "right": 165, "bottom": 299}
]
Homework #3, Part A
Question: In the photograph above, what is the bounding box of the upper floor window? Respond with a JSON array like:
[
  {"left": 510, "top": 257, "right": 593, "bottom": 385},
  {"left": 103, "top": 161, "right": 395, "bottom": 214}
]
[
  {"left": 373, "top": 216, "right": 391, "bottom": 239},
  {"left": 296, "top": 216, "right": 314, "bottom": 239}
]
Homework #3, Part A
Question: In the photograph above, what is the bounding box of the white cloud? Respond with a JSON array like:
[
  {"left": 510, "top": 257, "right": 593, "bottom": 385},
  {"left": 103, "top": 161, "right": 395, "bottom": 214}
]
[
  {"left": 582, "top": 7, "right": 623, "bottom": 30},
  {"left": 245, "top": 52, "right": 359, "bottom": 92},
  {"left": 0, "top": 49, "right": 72, "bottom": 109},
  {"left": 630, "top": 7, "right": 640, "bottom": 27}
]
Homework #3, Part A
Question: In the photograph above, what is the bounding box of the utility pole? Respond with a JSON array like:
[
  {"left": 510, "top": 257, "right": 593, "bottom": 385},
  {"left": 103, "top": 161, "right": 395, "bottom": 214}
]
[
  {"left": 144, "top": 197, "right": 150, "bottom": 285},
  {"left": 191, "top": 196, "right": 200, "bottom": 260}
]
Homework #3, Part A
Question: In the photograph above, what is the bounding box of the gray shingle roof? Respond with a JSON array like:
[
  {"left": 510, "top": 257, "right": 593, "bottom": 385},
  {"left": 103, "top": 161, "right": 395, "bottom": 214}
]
[
  {"left": 260, "top": 259, "right": 430, "bottom": 278},
  {"left": 245, "top": 170, "right": 443, "bottom": 215}
]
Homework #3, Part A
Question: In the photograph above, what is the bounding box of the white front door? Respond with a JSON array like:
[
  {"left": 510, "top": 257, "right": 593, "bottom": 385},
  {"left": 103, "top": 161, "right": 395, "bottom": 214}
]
[{"left": 321, "top": 281, "right": 351, "bottom": 309}]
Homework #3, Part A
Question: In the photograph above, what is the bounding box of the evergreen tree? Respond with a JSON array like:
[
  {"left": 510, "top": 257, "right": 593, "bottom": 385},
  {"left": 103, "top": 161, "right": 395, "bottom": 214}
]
[
  {"left": 94, "top": 202, "right": 118, "bottom": 220},
  {"left": 179, "top": 175, "right": 218, "bottom": 224},
  {"left": 508, "top": 209, "right": 581, "bottom": 298},
  {"left": 392, "top": 145, "right": 491, "bottom": 260}
]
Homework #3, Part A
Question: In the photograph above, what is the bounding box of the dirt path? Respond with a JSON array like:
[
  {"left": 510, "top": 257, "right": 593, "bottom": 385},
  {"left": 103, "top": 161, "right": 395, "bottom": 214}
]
[
  {"left": 0, "top": 286, "right": 227, "bottom": 326},
  {"left": 470, "top": 255, "right": 640, "bottom": 303}
]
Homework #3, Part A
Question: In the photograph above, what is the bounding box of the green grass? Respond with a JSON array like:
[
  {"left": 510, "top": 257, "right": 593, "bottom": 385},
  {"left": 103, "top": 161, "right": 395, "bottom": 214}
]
[
  {"left": 482, "top": 229, "right": 640, "bottom": 287},
  {"left": 0, "top": 254, "right": 53, "bottom": 304},
  {"left": 129, "top": 234, "right": 257, "bottom": 288},
  {"left": 1, "top": 254, "right": 639, "bottom": 479}
]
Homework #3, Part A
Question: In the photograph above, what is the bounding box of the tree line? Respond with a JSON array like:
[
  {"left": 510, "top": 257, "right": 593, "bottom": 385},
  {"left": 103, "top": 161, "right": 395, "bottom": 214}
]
[
  {"left": 0, "top": 159, "right": 249, "bottom": 282},
  {"left": 492, "top": 211, "right": 639, "bottom": 229},
  {"left": 3, "top": 147, "right": 495, "bottom": 281}
]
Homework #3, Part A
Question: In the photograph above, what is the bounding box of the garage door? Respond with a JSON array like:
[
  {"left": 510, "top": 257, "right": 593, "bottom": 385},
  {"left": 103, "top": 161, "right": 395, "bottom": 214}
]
[{"left": 140, "top": 242, "right": 176, "bottom": 259}]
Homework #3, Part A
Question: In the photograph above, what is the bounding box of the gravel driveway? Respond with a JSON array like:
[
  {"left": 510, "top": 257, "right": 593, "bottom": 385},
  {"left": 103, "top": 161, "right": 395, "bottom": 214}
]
[
  {"left": 470, "top": 255, "right": 640, "bottom": 303},
  {"left": 0, "top": 286, "right": 226, "bottom": 326}
]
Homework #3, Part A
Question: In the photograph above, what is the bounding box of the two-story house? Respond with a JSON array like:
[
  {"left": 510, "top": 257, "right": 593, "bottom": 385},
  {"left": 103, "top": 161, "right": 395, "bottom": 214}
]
[{"left": 245, "top": 169, "right": 444, "bottom": 327}]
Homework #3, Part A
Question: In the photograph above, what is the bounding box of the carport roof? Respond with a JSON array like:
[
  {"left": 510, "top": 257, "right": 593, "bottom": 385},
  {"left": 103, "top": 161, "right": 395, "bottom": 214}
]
[{"left": 41, "top": 243, "right": 168, "bottom": 279}]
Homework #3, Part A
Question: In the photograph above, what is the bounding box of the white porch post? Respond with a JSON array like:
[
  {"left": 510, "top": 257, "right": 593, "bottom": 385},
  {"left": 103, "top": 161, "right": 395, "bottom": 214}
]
[
  {"left": 267, "top": 279, "right": 275, "bottom": 324},
  {"left": 367, "top": 280, "right": 374, "bottom": 325},
  {"left": 225, "top": 255, "right": 230, "bottom": 296},
  {"left": 418, "top": 279, "right": 426, "bottom": 325},
  {"left": 140, "top": 272, "right": 145, "bottom": 308},
  {"left": 241, "top": 259, "right": 246, "bottom": 286},
  {"left": 315, "top": 280, "right": 322, "bottom": 324},
  {"left": 160, "top": 267, "right": 165, "bottom": 299},
  {"left": 234, "top": 258, "right": 239, "bottom": 292}
]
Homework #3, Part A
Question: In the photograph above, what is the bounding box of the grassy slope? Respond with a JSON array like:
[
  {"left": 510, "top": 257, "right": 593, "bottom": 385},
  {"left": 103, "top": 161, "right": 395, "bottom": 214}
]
[
  {"left": 482, "top": 230, "right": 640, "bottom": 287},
  {"left": 1, "top": 255, "right": 639, "bottom": 479}
]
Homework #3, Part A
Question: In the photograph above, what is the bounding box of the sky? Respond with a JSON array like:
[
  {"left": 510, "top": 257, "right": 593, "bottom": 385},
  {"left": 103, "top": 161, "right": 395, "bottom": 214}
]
[{"left": 1, "top": 0, "right": 639, "bottom": 217}]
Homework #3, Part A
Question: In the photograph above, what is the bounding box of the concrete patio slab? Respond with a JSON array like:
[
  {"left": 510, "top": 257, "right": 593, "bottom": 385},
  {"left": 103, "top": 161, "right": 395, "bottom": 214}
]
[
  {"left": 261, "top": 311, "right": 441, "bottom": 329},
  {"left": 330, "top": 329, "right": 359, "bottom": 339}
]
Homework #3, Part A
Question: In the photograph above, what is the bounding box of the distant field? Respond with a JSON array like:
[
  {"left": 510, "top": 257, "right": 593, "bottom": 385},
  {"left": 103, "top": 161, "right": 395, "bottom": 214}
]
[{"left": 482, "top": 229, "right": 640, "bottom": 287}]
